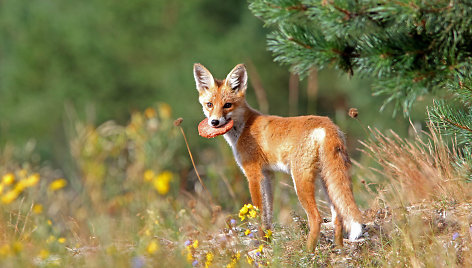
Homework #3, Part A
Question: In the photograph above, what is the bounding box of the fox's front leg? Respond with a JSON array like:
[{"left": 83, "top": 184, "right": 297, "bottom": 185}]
[
  {"left": 260, "top": 170, "right": 273, "bottom": 233},
  {"left": 244, "top": 165, "right": 273, "bottom": 236}
]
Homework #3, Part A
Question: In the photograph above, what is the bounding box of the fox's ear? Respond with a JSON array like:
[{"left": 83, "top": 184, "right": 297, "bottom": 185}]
[
  {"left": 225, "top": 64, "right": 247, "bottom": 93},
  {"left": 193, "top": 63, "right": 215, "bottom": 92}
]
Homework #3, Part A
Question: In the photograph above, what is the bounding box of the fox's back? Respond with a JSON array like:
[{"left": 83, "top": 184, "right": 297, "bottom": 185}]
[{"left": 236, "top": 113, "right": 343, "bottom": 172}]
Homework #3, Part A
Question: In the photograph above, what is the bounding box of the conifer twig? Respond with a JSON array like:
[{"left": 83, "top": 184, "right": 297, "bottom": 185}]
[
  {"left": 288, "top": 37, "right": 312, "bottom": 49},
  {"left": 440, "top": 116, "right": 472, "bottom": 133}
]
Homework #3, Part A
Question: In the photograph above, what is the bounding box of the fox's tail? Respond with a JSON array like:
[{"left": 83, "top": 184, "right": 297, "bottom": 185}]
[{"left": 320, "top": 130, "right": 363, "bottom": 240}]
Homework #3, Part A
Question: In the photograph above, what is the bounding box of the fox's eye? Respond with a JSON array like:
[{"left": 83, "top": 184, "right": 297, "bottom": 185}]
[
  {"left": 223, "top": 103, "right": 232, "bottom": 108},
  {"left": 206, "top": 102, "right": 213, "bottom": 108}
]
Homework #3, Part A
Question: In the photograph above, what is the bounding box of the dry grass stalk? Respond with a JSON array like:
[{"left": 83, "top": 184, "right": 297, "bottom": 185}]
[{"left": 359, "top": 123, "right": 471, "bottom": 203}]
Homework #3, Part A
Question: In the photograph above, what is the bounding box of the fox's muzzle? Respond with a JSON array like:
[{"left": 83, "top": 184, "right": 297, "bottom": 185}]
[{"left": 207, "top": 116, "right": 227, "bottom": 127}]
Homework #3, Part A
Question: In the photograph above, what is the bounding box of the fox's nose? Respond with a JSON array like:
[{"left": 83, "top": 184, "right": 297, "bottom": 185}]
[{"left": 211, "top": 119, "right": 220, "bottom": 126}]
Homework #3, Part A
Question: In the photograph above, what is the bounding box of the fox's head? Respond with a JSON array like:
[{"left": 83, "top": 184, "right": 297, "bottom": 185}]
[{"left": 193, "top": 63, "right": 247, "bottom": 127}]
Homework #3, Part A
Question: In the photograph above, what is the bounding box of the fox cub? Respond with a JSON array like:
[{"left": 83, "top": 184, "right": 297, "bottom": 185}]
[{"left": 193, "top": 63, "right": 363, "bottom": 250}]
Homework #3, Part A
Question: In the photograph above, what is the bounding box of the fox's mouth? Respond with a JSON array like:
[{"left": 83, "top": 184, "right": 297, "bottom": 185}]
[{"left": 211, "top": 118, "right": 232, "bottom": 128}]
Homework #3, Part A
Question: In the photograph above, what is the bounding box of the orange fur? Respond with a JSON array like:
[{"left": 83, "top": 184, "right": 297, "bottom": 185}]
[{"left": 193, "top": 63, "right": 363, "bottom": 250}]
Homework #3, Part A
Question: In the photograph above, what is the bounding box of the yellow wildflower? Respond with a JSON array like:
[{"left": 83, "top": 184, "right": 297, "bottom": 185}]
[
  {"left": 11, "top": 242, "right": 22, "bottom": 253},
  {"left": 248, "top": 209, "right": 257, "bottom": 219},
  {"left": 23, "top": 173, "right": 40, "bottom": 187},
  {"left": 1, "top": 190, "right": 20, "bottom": 204},
  {"left": 0, "top": 244, "right": 11, "bottom": 257},
  {"left": 205, "top": 252, "right": 214, "bottom": 268},
  {"left": 143, "top": 170, "right": 155, "bottom": 181},
  {"left": 206, "top": 252, "right": 214, "bottom": 262},
  {"left": 153, "top": 178, "right": 170, "bottom": 195},
  {"left": 246, "top": 256, "right": 254, "bottom": 265},
  {"left": 192, "top": 240, "right": 199, "bottom": 249},
  {"left": 156, "top": 171, "right": 172, "bottom": 183},
  {"left": 158, "top": 103, "right": 172, "bottom": 119},
  {"left": 239, "top": 204, "right": 258, "bottom": 221},
  {"left": 0, "top": 184, "right": 4, "bottom": 195},
  {"left": 244, "top": 229, "right": 251, "bottom": 236},
  {"left": 186, "top": 251, "right": 193, "bottom": 263},
  {"left": 264, "top": 229, "right": 273, "bottom": 239},
  {"left": 47, "top": 220, "right": 52, "bottom": 226},
  {"left": 39, "top": 249, "right": 50, "bottom": 259},
  {"left": 13, "top": 181, "right": 26, "bottom": 193},
  {"left": 153, "top": 171, "right": 172, "bottom": 195},
  {"left": 256, "top": 245, "right": 264, "bottom": 255},
  {"left": 146, "top": 240, "right": 159, "bottom": 254},
  {"left": 49, "top": 178, "right": 67, "bottom": 191},
  {"left": 33, "top": 204, "right": 43, "bottom": 214},
  {"left": 2, "top": 173, "right": 15, "bottom": 185},
  {"left": 226, "top": 252, "right": 240, "bottom": 268},
  {"left": 144, "top": 107, "right": 157, "bottom": 119},
  {"left": 58, "top": 237, "right": 66, "bottom": 244},
  {"left": 239, "top": 205, "right": 249, "bottom": 221}
]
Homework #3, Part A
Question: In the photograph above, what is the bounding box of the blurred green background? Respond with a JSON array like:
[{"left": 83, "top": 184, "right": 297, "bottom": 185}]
[{"left": 0, "top": 0, "right": 429, "bottom": 165}]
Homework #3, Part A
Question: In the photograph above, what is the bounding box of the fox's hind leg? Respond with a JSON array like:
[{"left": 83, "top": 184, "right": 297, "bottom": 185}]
[
  {"left": 291, "top": 168, "right": 321, "bottom": 251},
  {"left": 322, "top": 182, "right": 344, "bottom": 247},
  {"left": 330, "top": 205, "right": 344, "bottom": 247}
]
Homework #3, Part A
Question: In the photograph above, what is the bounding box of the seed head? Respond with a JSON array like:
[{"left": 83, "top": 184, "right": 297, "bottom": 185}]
[
  {"left": 348, "top": 108, "right": 359, "bottom": 118},
  {"left": 174, "top": 118, "right": 183, "bottom": 127}
]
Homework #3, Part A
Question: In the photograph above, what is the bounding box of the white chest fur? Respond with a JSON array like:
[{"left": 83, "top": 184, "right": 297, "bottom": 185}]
[{"left": 223, "top": 121, "right": 245, "bottom": 174}]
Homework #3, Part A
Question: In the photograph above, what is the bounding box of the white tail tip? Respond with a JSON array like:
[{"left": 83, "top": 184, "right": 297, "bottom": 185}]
[{"left": 349, "top": 221, "right": 363, "bottom": 241}]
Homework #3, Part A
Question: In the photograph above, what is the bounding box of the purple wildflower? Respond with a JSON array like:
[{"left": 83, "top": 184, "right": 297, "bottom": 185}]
[
  {"left": 230, "top": 219, "right": 237, "bottom": 226},
  {"left": 185, "top": 240, "right": 192, "bottom": 246},
  {"left": 131, "top": 256, "right": 146, "bottom": 268},
  {"left": 192, "top": 260, "right": 199, "bottom": 266},
  {"left": 452, "top": 232, "right": 459, "bottom": 241}
]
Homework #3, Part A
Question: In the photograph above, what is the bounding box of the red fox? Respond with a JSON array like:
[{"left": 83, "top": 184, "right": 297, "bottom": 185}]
[{"left": 193, "top": 63, "right": 363, "bottom": 250}]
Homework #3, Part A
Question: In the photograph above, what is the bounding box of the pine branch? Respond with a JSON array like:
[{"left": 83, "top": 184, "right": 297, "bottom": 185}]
[
  {"left": 266, "top": 2, "right": 308, "bottom": 11},
  {"left": 250, "top": 0, "right": 472, "bottom": 180},
  {"left": 428, "top": 99, "right": 472, "bottom": 147},
  {"left": 249, "top": 0, "right": 472, "bottom": 115},
  {"left": 287, "top": 37, "right": 312, "bottom": 49},
  {"left": 440, "top": 116, "right": 472, "bottom": 134}
]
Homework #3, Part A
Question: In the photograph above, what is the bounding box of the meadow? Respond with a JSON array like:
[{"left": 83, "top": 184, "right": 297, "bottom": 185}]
[
  {"left": 1, "top": 102, "right": 470, "bottom": 267},
  {"left": 1, "top": 0, "right": 471, "bottom": 267}
]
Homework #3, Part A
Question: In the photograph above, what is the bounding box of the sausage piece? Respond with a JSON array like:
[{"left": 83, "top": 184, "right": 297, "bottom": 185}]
[{"left": 198, "top": 118, "right": 234, "bottom": 138}]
